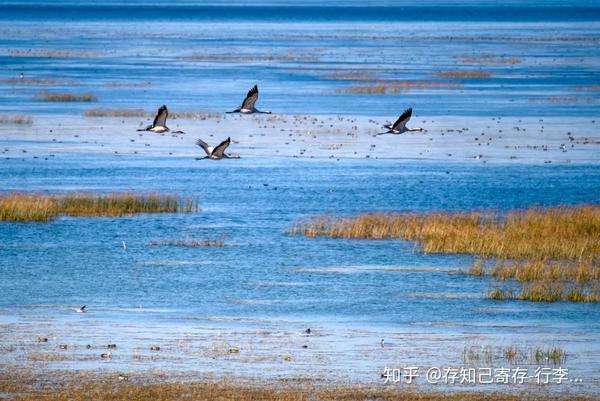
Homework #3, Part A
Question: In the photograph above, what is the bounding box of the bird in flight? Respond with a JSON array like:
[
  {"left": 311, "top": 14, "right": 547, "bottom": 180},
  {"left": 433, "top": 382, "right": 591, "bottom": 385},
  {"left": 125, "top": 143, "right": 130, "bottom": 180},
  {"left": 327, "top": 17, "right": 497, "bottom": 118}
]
[
  {"left": 138, "top": 105, "right": 184, "bottom": 133},
  {"left": 195, "top": 137, "right": 240, "bottom": 160},
  {"left": 378, "top": 108, "right": 423, "bottom": 135},
  {"left": 227, "top": 85, "right": 271, "bottom": 114}
]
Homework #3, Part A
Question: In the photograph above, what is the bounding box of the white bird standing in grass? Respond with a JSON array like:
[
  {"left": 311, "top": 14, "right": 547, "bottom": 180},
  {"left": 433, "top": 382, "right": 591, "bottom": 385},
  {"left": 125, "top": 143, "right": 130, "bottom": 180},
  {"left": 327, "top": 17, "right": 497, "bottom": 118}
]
[
  {"left": 227, "top": 85, "right": 271, "bottom": 114},
  {"left": 378, "top": 108, "right": 423, "bottom": 135},
  {"left": 138, "top": 105, "right": 184, "bottom": 133},
  {"left": 195, "top": 137, "right": 240, "bottom": 160}
]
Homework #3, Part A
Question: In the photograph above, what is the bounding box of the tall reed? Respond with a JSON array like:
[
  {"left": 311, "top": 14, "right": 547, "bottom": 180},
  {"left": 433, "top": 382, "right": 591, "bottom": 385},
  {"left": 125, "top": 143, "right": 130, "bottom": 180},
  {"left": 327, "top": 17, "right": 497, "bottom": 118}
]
[
  {"left": 0, "top": 193, "right": 198, "bottom": 222},
  {"left": 290, "top": 205, "right": 600, "bottom": 261}
]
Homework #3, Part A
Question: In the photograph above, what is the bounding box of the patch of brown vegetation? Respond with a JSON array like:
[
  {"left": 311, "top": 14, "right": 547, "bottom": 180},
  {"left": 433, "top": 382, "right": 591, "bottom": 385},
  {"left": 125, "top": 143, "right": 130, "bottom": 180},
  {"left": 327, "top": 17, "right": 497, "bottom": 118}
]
[
  {"left": 291, "top": 205, "right": 600, "bottom": 261},
  {"left": 169, "top": 111, "right": 222, "bottom": 120},
  {"left": 489, "top": 259, "right": 599, "bottom": 283},
  {"left": 0, "top": 78, "right": 68, "bottom": 85},
  {"left": 460, "top": 56, "right": 521, "bottom": 65},
  {"left": 434, "top": 71, "right": 492, "bottom": 79},
  {"left": 83, "top": 108, "right": 147, "bottom": 117},
  {"left": 10, "top": 49, "right": 98, "bottom": 58},
  {"left": 0, "top": 193, "right": 198, "bottom": 222},
  {"left": 573, "top": 85, "right": 600, "bottom": 91},
  {"left": 180, "top": 54, "right": 318, "bottom": 62},
  {"left": 0, "top": 115, "right": 33, "bottom": 125},
  {"left": 37, "top": 92, "right": 97, "bottom": 102},
  {"left": 489, "top": 282, "right": 600, "bottom": 303},
  {"left": 337, "top": 80, "right": 462, "bottom": 94}
]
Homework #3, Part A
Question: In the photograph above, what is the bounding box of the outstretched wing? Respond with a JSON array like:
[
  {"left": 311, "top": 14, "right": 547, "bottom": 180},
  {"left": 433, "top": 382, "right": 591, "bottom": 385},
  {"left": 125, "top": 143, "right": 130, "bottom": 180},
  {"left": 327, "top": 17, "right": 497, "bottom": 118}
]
[
  {"left": 391, "top": 108, "right": 412, "bottom": 131},
  {"left": 240, "top": 85, "right": 259, "bottom": 110},
  {"left": 212, "top": 137, "right": 231, "bottom": 158},
  {"left": 195, "top": 138, "right": 212, "bottom": 156},
  {"left": 153, "top": 105, "right": 168, "bottom": 127}
]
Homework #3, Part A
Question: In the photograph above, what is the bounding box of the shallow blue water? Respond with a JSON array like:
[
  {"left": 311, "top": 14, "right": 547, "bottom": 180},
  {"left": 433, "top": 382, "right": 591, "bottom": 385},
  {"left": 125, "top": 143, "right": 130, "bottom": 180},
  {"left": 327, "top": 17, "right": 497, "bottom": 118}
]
[
  {"left": 1, "top": 157, "right": 599, "bottom": 326},
  {"left": 1, "top": 1, "right": 600, "bottom": 116}
]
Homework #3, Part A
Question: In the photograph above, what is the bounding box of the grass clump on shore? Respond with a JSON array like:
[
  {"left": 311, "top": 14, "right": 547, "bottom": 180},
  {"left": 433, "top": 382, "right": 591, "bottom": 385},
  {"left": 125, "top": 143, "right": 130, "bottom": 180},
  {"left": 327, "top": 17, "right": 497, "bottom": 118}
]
[
  {"left": 37, "top": 92, "right": 96, "bottom": 102},
  {"left": 290, "top": 205, "right": 600, "bottom": 261},
  {"left": 0, "top": 115, "right": 33, "bottom": 125},
  {"left": 0, "top": 193, "right": 198, "bottom": 222}
]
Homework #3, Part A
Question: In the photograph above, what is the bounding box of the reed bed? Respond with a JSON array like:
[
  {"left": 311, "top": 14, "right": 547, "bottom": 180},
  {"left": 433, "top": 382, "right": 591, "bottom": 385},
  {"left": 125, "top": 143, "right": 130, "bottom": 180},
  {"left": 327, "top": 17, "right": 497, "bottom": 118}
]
[
  {"left": 433, "top": 71, "right": 492, "bottom": 78},
  {"left": 0, "top": 193, "right": 198, "bottom": 222},
  {"left": 83, "top": 108, "right": 146, "bottom": 117},
  {"left": 291, "top": 205, "right": 600, "bottom": 261},
  {"left": 337, "top": 80, "right": 462, "bottom": 94},
  {"left": 467, "top": 259, "right": 600, "bottom": 283},
  {"left": 489, "top": 282, "right": 600, "bottom": 303},
  {"left": 37, "top": 92, "right": 96, "bottom": 102},
  {"left": 0, "top": 115, "right": 33, "bottom": 124},
  {"left": 0, "top": 371, "right": 594, "bottom": 401}
]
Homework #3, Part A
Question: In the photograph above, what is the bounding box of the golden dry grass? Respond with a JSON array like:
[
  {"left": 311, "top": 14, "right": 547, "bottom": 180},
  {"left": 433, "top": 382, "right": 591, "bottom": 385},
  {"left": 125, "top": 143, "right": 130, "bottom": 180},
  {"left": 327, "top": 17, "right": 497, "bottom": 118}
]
[
  {"left": 0, "top": 371, "right": 596, "bottom": 401},
  {"left": 37, "top": 92, "right": 96, "bottom": 102},
  {"left": 489, "top": 282, "right": 600, "bottom": 303},
  {"left": 83, "top": 108, "right": 146, "bottom": 117},
  {"left": 291, "top": 205, "right": 600, "bottom": 261},
  {"left": 337, "top": 80, "right": 462, "bottom": 94},
  {"left": 0, "top": 115, "right": 33, "bottom": 124},
  {"left": 0, "top": 193, "right": 198, "bottom": 222},
  {"left": 488, "top": 259, "right": 600, "bottom": 283},
  {"left": 433, "top": 71, "right": 492, "bottom": 78}
]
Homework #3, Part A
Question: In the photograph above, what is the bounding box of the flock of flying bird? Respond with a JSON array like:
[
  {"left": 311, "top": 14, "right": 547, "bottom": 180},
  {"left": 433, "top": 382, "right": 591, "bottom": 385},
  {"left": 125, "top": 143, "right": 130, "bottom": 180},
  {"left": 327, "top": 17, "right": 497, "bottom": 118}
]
[{"left": 137, "top": 84, "right": 424, "bottom": 160}]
